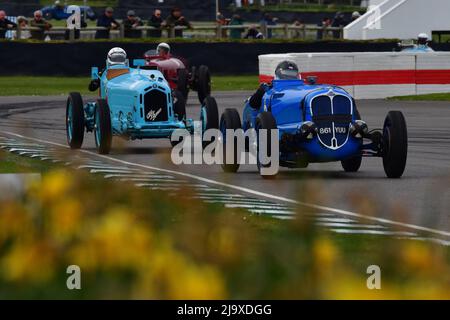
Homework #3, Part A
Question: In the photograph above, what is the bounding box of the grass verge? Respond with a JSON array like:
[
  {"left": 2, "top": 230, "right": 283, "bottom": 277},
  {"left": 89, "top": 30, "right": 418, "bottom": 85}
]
[
  {"left": 0, "top": 149, "right": 54, "bottom": 173},
  {"left": 0, "top": 76, "right": 259, "bottom": 96},
  {"left": 388, "top": 92, "right": 450, "bottom": 101}
]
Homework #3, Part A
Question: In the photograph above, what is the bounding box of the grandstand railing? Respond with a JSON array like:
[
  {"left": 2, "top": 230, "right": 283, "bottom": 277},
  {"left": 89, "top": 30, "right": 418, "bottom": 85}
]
[{"left": 0, "top": 23, "right": 343, "bottom": 41}]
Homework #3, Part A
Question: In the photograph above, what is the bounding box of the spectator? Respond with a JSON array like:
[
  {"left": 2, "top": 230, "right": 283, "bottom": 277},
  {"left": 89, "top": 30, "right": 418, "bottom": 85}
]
[
  {"left": 291, "top": 19, "right": 305, "bottom": 39},
  {"left": 163, "top": 7, "right": 192, "bottom": 38},
  {"left": 95, "top": 7, "right": 119, "bottom": 39},
  {"left": 124, "top": 10, "right": 143, "bottom": 38},
  {"left": 244, "top": 25, "right": 263, "bottom": 39},
  {"left": 331, "top": 12, "right": 346, "bottom": 39},
  {"left": 148, "top": 9, "right": 163, "bottom": 37},
  {"left": 13, "top": 16, "right": 31, "bottom": 40},
  {"left": 229, "top": 14, "right": 244, "bottom": 40},
  {"left": 216, "top": 12, "right": 229, "bottom": 38},
  {"left": 260, "top": 13, "right": 276, "bottom": 39},
  {"left": 30, "top": 10, "right": 52, "bottom": 40},
  {"left": 0, "top": 10, "right": 17, "bottom": 39},
  {"left": 316, "top": 17, "right": 331, "bottom": 40},
  {"left": 351, "top": 11, "right": 361, "bottom": 22}
]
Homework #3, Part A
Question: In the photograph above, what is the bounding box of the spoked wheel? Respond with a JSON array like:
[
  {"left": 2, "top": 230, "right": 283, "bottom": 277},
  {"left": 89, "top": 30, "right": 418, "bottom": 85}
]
[
  {"left": 341, "top": 155, "right": 362, "bottom": 172},
  {"left": 66, "top": 92, "right": 85, "bottom": 149},
  {"left": 200, "top": 96, "right": 219, "bottom": 148},
  {"left": 197, "top": 65, "right": 211, "bottom": 104},
  {"left": 255, "top": 112, "right": 278, "bottom": 178},
  {"left": 94, "top": 99, "right": 112, "bottom": 154},
  {"left": 382, "top": 111, "right": 408, "bottom": 178},
  {"left": 177, "top": 69, "right": 189, "bottom": 100},
  {"left": 220, "top": 108, "right": 242, "bottom": 173}
]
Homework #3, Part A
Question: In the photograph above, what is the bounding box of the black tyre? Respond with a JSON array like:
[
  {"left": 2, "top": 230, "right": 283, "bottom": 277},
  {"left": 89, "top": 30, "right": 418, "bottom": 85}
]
[
  {"left": 177, "top": 69, "right": 189, "bottom": 100},
  {"left": 220, "top": 109, "right": 242, "bottom": 173},
  {"left": 66, "top": 92, "right": 85, "bottom": 149},
  {"left": 197, "top": 65, "right": 211, "bottom": 104},
  {"left": 382, "top": 111, "right": 408, "bottom": 178},
  {"left": 173, "top": 90, "right": 186, "bottom": 121},
  {"left": 255, "top": 112, "right": 278, "bottom": 178},
  {"left": 200, "top": 96, "right": 219, "bottom": 148},
  {"left": 94, "top": 99, "right": 112, "bottom": 154},
  {"left": 341, "top": 156, "right": 362, "bottom": 172}
]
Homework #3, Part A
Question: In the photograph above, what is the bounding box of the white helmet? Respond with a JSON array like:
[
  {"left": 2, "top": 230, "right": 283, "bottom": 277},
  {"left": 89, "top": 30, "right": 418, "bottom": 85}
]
[
  {"left": 418, "top": 33, "right": 429, "bottom": 45},
  {"left": 107, "top": 47, "right": 127, "bottom": 66},
  {"left": 157, "top": 42, "right": 170, "bottom": 55}
]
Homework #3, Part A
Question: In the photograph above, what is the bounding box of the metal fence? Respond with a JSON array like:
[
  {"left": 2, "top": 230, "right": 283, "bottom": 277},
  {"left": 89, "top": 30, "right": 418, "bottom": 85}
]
[{"left": 1, "top": 23, "right": 343, "bottom": 41}]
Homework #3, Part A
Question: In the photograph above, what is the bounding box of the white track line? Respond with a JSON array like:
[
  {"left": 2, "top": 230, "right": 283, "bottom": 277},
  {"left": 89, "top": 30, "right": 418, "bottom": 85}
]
[{"left": 3, "top": 130, "right": 450, "bottom": 239}]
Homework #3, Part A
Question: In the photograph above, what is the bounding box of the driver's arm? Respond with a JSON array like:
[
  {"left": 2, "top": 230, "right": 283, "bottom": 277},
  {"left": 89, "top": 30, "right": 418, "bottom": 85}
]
[{"left": 249, "top": 82, "right": 271, "bottom": 109}]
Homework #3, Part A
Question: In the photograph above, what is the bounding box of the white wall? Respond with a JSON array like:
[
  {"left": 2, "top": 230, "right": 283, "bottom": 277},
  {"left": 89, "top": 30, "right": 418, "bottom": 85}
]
[{"left": 344, "top": 0, "right": 450, "bottom": 40}]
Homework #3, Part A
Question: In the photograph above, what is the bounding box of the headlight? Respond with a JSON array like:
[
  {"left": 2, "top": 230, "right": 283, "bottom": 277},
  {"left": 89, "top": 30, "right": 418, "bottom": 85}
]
[
  {"left": 299, "top": 121, "right": 317, "bottom": 140},
  {"left": 350, "top": 120, "right": 368, "bottom": 138}
]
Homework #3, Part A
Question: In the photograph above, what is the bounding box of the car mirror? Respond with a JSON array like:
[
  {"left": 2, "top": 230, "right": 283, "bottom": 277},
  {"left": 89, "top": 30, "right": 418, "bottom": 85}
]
[{"left": 306, "top": 76, "right": 317, "bottom": 85}]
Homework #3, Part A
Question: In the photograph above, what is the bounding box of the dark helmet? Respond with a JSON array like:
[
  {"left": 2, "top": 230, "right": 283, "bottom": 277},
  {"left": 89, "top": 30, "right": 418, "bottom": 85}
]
[{"left": 274, "top": 61, "right": 299, "bottom": 80}]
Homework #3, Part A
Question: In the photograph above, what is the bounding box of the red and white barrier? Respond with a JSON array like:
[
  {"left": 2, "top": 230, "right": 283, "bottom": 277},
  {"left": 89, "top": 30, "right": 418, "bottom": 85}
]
[{"left": 259, "top": 52, "right": 450, "bottom": 99}]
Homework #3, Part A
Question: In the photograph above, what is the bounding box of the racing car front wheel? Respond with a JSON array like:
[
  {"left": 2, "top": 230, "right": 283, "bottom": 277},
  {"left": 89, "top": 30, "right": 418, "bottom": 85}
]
[
  {"left": 197, "top": 65, "right": 211, "bottom": 104},
  {"left": 66, "top": 92, "right": 85, "bottom": 149},
  {"left": 341, "top": 156, "right": 362, "bottom": 172},
  {"left": 220, "top": 108, "right": 242, "bottom": 173},
  {"left": 171, "top": 90, "right": 187, "bottom": 147},
  {"left": 94, "top": 99, "right": 112, "bottom": 154},
  {"left": 382, "top": 111, "right": 408, "bottom": 178},
  {"left": 201, "top": 96, "right": 219, "bottom": 149},
  {"left": 255, "top": 112, "right": 278, "bottom": 179}
]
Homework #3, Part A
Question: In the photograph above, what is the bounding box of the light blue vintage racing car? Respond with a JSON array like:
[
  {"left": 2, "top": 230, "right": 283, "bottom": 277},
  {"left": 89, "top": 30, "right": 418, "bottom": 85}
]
[
  {"left": 66, "top": 49, "right": 218, "bottom": 154},
  {"left": 220, "top": 61, "right": 408, "bottom": 178}
]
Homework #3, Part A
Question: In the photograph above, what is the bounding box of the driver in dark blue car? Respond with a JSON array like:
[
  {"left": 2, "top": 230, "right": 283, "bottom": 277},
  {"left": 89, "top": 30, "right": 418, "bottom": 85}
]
[{"left": 248, "top": 61, "right": 299, "bottom": 109}]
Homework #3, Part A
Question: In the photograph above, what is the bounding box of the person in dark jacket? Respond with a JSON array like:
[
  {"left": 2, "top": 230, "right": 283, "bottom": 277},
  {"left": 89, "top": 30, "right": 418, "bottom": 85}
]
[
  {"left": 30, "top": 10, "right": 52, "bottom": 40},
  {"left": 316, "top": 17, "right": 331, "bottom": 40},
  {"left": 260, "top": 13, "right": 276, "bottom": 39},
  {"left": 124, "top": 10, "right": 143, "bottom": 38},
  {"left": 148, "top": 9, "right": 163, "bottom": 37},
  {"left": 229, "top": 14, "right": 244, "bottom": 39},
  {"left": 331, "top": 12, "right": 346, "bottom": 39},
  {"left": 244, "top": 25, "right": 264, "bottom": 39},
  {"left": 0, "top": 10, "right": 17, "bottom": 39},
  {"left": 95, "top": 7, "right": 119, "bottom": 39},
  {"left": 163, "top": 7, "right": 192, "bottom": 38}
]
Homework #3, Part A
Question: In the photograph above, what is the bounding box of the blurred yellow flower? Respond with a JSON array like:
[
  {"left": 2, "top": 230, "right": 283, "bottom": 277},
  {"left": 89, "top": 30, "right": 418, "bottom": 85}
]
[
  {"left": 313, "top": 236, "right": 339, "bottom": 269},
  {"left": 39, "top": 169, "right": 73, "bottom": 202},
  {"left": 2, "top": 241, "right": 56, "bottom": 283}
]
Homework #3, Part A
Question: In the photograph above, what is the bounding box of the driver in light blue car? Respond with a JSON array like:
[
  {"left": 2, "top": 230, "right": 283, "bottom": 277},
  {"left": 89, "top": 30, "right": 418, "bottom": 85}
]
[{"left": 402, "top": 33, "right": 434, "bottom": 52}]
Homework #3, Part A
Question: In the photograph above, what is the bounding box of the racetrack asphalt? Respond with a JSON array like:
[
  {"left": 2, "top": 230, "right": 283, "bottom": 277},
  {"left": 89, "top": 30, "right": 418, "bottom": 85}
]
[{"left": 0, "top": 92, "right": 449, "bottom": 234}]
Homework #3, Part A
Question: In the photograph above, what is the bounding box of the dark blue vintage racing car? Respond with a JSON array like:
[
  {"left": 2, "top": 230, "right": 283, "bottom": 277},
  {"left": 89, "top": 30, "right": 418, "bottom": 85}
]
[{"left": 219, "top": 61, "right": 408, "bottom": 178}]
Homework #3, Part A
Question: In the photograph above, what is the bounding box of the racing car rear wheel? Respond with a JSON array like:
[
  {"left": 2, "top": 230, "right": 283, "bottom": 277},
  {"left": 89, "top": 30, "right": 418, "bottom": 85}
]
[
  {"left": 177, "top": 69, "right": 189, "bottom": 100},
  {"left": 255, "top": 112, "right": 278, "bottom": 178},
  {"left": 197, "top": 65, "right": 211, "bottom": 104},
  {"left": 341, "top": 156, "right": 362, "bottom": 172},
  {"left": 66, "top": 92, "right": 85, "bottom": 149},
  {"left": 201, "top": 96, "right": 219, "bottom": 149},
  {"left": 220, "top": 109, "right": 242, "bottom": 173},
  {"left": 94, "top": 99, "right": 112, "bottom": 154},
  {"left": 382, "top": 111, "right": 408, "bottom": 178}
]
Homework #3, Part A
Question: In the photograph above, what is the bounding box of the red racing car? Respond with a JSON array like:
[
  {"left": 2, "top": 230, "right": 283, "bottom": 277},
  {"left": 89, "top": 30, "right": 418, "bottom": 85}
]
[{"left": 144, "top": 43, "right": 211, "bottom": 104}]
